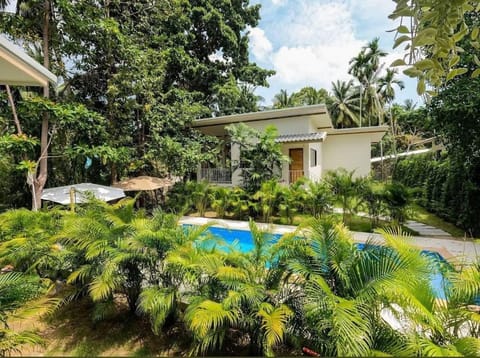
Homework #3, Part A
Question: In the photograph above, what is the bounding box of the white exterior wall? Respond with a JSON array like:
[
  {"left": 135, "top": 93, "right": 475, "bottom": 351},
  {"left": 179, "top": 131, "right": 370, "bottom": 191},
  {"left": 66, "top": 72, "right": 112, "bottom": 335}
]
[
  {"left": 246, "top": 117, "right": 311, "bottom": 135},
  {"left": 322, "top": 133, "right": 372, "bottom": 177},
  {"left": 308, "top": 142, "right": 322, "bottom": 182}
]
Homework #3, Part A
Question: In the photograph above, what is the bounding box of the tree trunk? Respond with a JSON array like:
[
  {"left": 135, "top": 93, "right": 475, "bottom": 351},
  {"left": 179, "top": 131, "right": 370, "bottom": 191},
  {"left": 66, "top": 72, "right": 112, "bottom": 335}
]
[
  {"left": 32, "top": 0, "right": 50, "bottom": 211},
  {"left": 5, "top": 85, "right": 23, "bottom": 135}
]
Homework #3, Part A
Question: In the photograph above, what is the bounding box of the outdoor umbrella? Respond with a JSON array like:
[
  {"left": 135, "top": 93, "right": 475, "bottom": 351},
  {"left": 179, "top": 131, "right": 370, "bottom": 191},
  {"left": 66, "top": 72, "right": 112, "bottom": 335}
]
[
  {"left": 112, "top": 176, "right": 177, "bottom": 192},
  {"left": 41, "top": 183, "right": 125, "bottom": 205}
]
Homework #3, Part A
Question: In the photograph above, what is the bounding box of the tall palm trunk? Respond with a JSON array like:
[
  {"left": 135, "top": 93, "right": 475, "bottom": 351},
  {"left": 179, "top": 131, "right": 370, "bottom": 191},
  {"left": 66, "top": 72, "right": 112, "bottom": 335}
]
[{"left": 32, "top": 0, "right": 50, "bottom": 210}]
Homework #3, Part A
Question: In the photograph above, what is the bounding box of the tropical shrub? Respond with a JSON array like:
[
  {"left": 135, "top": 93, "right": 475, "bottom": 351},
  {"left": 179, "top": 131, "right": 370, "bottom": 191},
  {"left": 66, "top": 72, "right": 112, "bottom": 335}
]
[
  {"left": 226, "top": 123, "right": 289, "bottom": 194},
  {"left": 209, "top": 186, "right": 232, "bottom": 219},
  {"left": 304, "top": 180, "right": 334, "bottom": 218},
  {"left": 359, "top": 180, "right": 386, "bottom": 228},
  {"left": 325, "top": 169, "right": 364, "bottom": 224}
]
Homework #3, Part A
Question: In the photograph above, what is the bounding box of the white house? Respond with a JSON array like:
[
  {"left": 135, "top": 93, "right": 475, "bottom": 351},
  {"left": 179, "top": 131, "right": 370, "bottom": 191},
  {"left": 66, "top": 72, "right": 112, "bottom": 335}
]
[
  {"left": 193, "top": 104, "right": 388, "bottom": 186},
  {"left": 0, "top": 35, "right": 57, "bottom": 87}
]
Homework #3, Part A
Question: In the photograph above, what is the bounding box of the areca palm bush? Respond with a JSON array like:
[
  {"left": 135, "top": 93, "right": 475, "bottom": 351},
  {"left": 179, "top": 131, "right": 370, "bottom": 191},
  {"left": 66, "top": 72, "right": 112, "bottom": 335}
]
[
  {"left": 0, "top": 272, "right": 45, "bottom": 355},
  {"left": 0, "top": 208, "right": 71, "bottom": 282},
  {"left": 59, "top": 198, "right": 196, "bottom": 315},
  {"left": 325, "top": 169, "right": 364, "bottom": 225},
  {"left": 285, "top": 220, "right": 480, "bottom": 356},
  {"left": 278, "top": 178, "right": 307, "bottom": 225},
  {"left": 253, "top": 180, "right": 282, "bottom": 223},
  {"left": 304, "top": 180, "right": 334, "bottom": 218},
  {"left": 209, "top": 186, "right": 232, "bottom": 219},
  {"left": 182, "top": 220, "right": 298, "bottom": 356}
]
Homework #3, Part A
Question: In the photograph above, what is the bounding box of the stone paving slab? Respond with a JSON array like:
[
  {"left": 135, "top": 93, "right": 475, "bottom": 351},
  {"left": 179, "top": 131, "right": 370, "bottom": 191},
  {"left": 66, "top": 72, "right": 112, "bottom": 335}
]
[
  {"left": 180, "top": 217, "right": 480, "bottom": 264},
  {"left": 405, "top": 220, "right": 452, "bottom": 237}
]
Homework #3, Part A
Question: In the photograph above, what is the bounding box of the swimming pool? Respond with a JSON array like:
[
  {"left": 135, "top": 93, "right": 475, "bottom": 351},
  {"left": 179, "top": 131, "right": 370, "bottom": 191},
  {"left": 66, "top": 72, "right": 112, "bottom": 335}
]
[{"left": 189, "top": 225, "right": 449, "bottom": 299}]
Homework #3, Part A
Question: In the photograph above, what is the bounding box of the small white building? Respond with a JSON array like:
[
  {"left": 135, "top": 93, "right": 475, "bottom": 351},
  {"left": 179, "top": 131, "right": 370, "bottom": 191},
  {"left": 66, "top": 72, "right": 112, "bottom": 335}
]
[
  {"left": 194, "top": 105, "right": 387, "bottom": 186},
  {"left": 0, "top": 35, "right": 57, "bottom": 86}
]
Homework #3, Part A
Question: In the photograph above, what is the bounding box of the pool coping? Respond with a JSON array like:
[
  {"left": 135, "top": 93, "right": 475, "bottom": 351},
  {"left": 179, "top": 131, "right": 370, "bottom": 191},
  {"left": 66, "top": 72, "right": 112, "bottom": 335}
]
[{"left": 180, "top": 216, "right": 480, "bottom": 264}]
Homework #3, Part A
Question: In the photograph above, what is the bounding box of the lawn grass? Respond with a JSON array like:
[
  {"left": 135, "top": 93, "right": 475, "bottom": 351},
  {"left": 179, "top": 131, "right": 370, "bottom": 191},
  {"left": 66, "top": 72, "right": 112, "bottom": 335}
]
[
  {"left": 13, "top": 298, "right": 189, "bottom": 357},
  {"left": 411, "top": 204, "right": 466, "bottom": 238}
]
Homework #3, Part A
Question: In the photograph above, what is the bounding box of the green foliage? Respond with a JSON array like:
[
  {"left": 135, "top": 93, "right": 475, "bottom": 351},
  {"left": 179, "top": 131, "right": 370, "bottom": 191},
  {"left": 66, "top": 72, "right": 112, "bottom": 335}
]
[
  {"left": 0, "top": 199, "right": 478, "bottom": 356},
  {"left": 304, "top": 180, "right": 334, "bottom": 218},
  {"left": 389, "top": 1, "right": 480, "bottom": 91},
  {"left": 0, "top": 272, "right": 46, "bottom": 355},
  {"left": 394, "top": 154, "right": 480, "bottom": 236},
  {"left": 383, "top": 182, "right": 412, "bottom": 224},
  {"left": 227, "top": 124, "right": 289, "bottom": 194},
  {"left": 325, "top": 169, "right": 364, "bottom": 224}
]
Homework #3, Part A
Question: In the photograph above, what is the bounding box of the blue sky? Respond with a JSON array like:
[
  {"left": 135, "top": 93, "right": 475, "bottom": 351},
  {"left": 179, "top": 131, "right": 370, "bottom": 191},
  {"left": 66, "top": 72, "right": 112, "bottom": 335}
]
[{"left": 248, "top": 0, "right": 422, "bottom": 106}]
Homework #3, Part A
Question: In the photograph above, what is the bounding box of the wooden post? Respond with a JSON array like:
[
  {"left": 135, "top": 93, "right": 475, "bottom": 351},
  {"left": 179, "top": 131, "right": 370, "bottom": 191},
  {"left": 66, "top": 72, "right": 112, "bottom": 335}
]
[{"left": 69, "top": 187, "right": 75, "bottom": 212}]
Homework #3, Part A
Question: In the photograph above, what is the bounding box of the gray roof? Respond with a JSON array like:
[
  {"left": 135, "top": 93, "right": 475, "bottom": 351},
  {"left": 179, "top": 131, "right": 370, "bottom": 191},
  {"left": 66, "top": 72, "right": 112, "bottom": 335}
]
[{"left": 275, "top": 132, "right": 327, "bottom": 143}]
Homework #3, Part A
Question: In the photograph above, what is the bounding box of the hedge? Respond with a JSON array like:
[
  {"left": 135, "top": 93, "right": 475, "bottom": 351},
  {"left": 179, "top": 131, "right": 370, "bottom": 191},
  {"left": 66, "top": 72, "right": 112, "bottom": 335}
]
[{"left": 393, "top": 153, "right": 480, "bottom": 237}]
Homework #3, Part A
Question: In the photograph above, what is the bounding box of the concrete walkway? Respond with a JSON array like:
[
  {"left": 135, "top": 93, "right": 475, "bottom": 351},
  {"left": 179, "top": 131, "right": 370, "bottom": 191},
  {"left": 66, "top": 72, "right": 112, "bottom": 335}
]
[
  {"left": 180, "top": 216, "right": 480, "bottom": 264},
  {"left": 332, "top": 208, "right": 453, "bottom": 238},
  {"left": 404, "top": 220, "right": 451, "bottom": 237}
]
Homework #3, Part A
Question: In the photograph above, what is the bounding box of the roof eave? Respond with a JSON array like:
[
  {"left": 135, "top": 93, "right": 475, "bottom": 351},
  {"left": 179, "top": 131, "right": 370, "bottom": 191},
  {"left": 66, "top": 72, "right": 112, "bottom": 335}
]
[
  {"left": 0, "top": 35, "right": 57, "bottom": 86},
  {"left": 193, "top": 104, "right": 328, "bottom": 127}
]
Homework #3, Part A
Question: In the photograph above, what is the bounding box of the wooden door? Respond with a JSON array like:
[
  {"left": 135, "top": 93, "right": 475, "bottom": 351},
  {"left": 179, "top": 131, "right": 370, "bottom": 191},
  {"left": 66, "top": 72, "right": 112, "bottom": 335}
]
[{"left": 289, "top": 148, "right": 304, "bottom": 183}]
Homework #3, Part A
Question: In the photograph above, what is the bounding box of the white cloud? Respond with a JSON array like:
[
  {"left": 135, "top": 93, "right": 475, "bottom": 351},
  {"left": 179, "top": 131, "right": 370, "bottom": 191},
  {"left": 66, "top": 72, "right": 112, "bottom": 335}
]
[
  {"left": 251, "top": 0, "right": 420, "bottom": 105},
  {"left": 252, "top": 1, "right": 364, "bottom": 95},
  {"left": 248, "top": 27, "right": 273, "bottom": 61}
]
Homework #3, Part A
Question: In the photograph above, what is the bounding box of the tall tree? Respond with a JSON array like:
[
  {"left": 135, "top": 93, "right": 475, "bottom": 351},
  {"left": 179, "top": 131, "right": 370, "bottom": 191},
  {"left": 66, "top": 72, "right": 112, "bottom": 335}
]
[
  {"left": 273, "top": 89, "right": 297, "bottom": 109},
  {"left": 349, "top": 38, "right": 387, "bottom": 126},
  {"left": 329, "top": 80, "right": 360, "bottom": 129},
  {"left": 0, "top": 0, "right": 61, "bottom": 209}
]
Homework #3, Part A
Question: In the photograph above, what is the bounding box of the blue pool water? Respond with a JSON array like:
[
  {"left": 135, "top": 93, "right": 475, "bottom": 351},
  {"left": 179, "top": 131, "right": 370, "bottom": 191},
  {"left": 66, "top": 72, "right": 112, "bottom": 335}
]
[{"left": 188, "top": 225, "right": 449, "bottom": 299}]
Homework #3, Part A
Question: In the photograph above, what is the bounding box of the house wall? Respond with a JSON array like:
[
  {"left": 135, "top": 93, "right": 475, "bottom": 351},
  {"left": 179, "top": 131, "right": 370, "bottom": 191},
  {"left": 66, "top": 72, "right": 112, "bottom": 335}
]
[
  {"left": 322, "top": 133, "right": 372, "bottom": 177},
  {"left": 245, "top": 117, "right": 312, "bottom": 135},
  {"left": 308, "top": 142, "right": 322, "bottom": 182}
]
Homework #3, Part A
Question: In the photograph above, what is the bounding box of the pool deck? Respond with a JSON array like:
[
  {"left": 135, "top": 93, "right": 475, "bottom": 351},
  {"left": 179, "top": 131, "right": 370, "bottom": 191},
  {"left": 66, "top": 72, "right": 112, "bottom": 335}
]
[{"left": 180, "top": 217, "right": 480, "bottom": 264}]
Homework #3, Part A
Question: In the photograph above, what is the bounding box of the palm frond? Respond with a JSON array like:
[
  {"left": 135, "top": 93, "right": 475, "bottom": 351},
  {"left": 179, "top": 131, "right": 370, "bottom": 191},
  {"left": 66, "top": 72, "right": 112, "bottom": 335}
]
[{"left": 258, "top": 303, "right": 293, "bottom": 356}]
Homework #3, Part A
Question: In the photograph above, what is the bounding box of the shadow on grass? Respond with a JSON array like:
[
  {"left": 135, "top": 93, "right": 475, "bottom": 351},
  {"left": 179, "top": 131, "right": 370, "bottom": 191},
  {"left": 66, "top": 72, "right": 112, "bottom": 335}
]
[{"left": 42, "top": 298, "right": 189, "bottom": 356}]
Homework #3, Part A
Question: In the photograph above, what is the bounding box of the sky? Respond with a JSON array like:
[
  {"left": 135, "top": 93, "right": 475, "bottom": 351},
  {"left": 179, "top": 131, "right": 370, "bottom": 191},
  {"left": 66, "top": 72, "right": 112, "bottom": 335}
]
[{"left": 249, "top": 0, "right": 422, "bottom": 106}]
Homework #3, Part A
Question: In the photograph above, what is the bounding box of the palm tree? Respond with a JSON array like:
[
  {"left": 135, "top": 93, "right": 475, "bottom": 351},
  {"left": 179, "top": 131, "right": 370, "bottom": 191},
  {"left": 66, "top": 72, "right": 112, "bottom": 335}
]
[
  {"left": 60, "top": 198, "right": 200, "bottom": 314},
  {"left": 184, "top": 220, "right": 298, "bottom": 356},
  {"left": 295, "top": 86, "right": 330, "bottom": 105},
  {"left": 349, "top": 38, "right": 388, "bottom": 126},
  {"left": 0, "top": 272, "right": 45, "bottom": 355},
  {"left": 403, "top": 99, "right": 417, "bottom": 112},
  {"left": 286, "top": 220, "right": 480, "bottom": 356},
  {"left": 379, "top": 68, "right": 405, "bottom": 161},
  {"left": 273, "top": 89, "right": 297, "bottom": 109},
  {"left": 379, "top": 69, "right": 405, "bottom": 103},
  {"left": 329, "top": 80, "right": 360, "bottom": 128},
  {"left": 325, "top": 169, "right": 364, "bottom": 224}
]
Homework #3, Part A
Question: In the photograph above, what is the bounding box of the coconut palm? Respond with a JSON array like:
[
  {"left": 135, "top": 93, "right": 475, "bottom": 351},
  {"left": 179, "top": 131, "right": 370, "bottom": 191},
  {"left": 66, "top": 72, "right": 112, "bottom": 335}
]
[
  {"left": 349, "top": 38, "right": 388, "bottom": 126},
  {"left": 379, "top": 69, "right": 405, "bottom": 157},
  {"left": 329, "top": 80, "right": 360, "bottom": 128},
  {"left": 273, "top": 89, "right": 297, "bottom": 109},
  {"left": 295, "top": 86, "right": 330, "bottom": 105}
]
